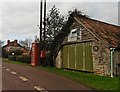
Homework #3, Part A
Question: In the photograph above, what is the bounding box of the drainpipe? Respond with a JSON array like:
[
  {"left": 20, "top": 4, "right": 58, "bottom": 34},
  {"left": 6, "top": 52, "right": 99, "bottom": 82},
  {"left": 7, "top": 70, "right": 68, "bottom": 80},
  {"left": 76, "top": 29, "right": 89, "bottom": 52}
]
[{"left": 110, "top": 48, "right": 115, "bottom": 77}]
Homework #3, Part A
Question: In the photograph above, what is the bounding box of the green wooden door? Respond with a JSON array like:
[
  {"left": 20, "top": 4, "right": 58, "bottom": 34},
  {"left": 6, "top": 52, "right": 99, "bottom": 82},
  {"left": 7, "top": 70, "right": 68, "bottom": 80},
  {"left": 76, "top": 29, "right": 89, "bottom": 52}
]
[{"left": 62, "top": 42, "right": 93, "bottom": 72}]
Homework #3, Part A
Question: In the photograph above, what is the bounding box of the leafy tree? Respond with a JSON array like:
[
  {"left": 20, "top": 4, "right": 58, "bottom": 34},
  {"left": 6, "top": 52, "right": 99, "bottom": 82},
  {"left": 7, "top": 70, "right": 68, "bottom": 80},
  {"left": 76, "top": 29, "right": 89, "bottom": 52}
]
[{"left": 45, "top": 5, "right": 65, "bottom": 44}]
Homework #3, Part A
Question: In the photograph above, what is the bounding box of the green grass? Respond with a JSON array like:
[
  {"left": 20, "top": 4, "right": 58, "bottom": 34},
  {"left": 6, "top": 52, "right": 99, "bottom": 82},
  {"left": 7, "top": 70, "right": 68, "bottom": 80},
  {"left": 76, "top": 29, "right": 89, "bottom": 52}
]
[
  {"left": 2, "top": 58, "right": 30, "bottom": 66},
  {"left": 2, "top": 58, "right": 119, "bottom": 91},
  {"left": 39, "top": 66, "right": 119, "bottom": 91}
]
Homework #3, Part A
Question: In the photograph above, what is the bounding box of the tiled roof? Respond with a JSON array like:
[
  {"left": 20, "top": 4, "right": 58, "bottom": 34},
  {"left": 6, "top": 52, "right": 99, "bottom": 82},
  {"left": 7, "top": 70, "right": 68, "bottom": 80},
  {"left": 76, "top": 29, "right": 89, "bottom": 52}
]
[
  {"left": 3, "top": 41, "right": 22, "bottom": 48},
  {"left": 74, "top": 14, "right": 120, "bottom": 48},
  {"left": 2, "top": 40, "right": 27, "bottom": 51}
]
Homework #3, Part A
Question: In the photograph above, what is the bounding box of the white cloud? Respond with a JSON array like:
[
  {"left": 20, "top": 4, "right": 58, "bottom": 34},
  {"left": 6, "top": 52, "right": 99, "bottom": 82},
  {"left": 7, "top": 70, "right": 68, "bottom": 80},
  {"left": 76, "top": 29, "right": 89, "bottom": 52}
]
[
  {"left": 2, "top": 2, "right": 39, "bottom": 41},
  {"left": 47, "top": 2, "right": 118, "bottom": 24},
  {"left": 1, "top": 1, "right": 119, "bottom": 42}
]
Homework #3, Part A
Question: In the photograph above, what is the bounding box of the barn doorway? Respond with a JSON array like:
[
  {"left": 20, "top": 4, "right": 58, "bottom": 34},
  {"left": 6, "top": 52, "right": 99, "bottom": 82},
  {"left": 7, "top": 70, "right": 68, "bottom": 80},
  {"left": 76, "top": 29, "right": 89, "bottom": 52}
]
[{"left": 62, "top": 42, "right": 93, "bottom": 72}]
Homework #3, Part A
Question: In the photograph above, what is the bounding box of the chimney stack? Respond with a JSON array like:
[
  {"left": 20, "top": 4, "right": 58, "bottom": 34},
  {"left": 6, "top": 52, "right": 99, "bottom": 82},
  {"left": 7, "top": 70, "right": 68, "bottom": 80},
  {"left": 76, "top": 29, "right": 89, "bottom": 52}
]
[
  {"left": 14, "top": 39, "right": 18, "bottom": 46},
  {"left": 7, "top": 40, "right": 10, "bottom": 46}
]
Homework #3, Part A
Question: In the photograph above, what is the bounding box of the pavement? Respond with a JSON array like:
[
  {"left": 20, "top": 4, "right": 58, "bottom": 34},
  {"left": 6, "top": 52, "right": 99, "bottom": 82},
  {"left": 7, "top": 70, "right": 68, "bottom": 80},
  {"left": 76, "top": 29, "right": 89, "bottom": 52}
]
[{"left": 1, "top": 59, "right": 95, "bottom": 92}]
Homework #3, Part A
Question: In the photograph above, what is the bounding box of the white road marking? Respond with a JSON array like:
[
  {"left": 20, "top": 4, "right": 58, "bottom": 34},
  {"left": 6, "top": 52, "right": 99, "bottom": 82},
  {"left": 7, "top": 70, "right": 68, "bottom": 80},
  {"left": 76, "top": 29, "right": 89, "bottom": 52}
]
[
  {"left": 19, "top": 76, "right": 28, "bottom": 82},
  {"left": 11, "top": 71, "right": 17, "bottom": 75},
  {"left": 34, "top": 86, "right": 48, "bottom": 92},
  {"left": 6, "top": 68, "right": 10, "bottom": 71}
]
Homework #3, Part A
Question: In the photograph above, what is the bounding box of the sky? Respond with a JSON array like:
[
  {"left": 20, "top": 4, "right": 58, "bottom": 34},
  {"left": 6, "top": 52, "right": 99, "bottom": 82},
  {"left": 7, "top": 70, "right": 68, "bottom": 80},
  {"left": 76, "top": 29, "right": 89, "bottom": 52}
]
[{"left": 0, "top": 0, "right": 119, "bottom": 44}]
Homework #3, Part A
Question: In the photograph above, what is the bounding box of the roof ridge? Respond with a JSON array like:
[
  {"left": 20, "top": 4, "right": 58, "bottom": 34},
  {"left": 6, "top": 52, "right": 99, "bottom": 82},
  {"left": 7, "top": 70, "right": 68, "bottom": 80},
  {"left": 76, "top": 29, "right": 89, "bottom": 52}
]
[{"left": 76, "top": 14, "right": 120, "bottom": 28}]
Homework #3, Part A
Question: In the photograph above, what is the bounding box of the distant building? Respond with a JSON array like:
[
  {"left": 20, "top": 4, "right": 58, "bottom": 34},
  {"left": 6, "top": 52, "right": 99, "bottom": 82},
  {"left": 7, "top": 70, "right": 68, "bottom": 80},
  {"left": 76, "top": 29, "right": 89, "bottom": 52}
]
[{"left": 2, "top": 40, "right": 28, "bottom": 58}]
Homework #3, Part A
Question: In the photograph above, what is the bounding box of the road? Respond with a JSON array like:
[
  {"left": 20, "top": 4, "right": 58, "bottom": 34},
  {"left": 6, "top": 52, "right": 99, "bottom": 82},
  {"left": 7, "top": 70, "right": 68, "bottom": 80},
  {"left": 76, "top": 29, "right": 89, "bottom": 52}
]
[{"left": 2, "top": 59, "right": 94, "bottom": 92}]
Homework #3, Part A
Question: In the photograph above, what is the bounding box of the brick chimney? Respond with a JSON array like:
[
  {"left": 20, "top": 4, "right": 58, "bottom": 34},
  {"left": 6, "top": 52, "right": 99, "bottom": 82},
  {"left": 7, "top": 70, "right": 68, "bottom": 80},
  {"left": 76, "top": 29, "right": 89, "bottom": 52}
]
[
  {"left": 14, "top": 39, "right": 18, "bottom": 47},
  {"left": 7, "top": 40, "right": 10, "bottom": 46}
]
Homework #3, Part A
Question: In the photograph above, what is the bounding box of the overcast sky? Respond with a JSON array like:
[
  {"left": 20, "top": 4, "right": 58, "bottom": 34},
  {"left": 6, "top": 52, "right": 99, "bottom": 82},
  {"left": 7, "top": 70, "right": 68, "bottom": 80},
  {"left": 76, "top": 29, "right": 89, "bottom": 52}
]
[{"left": 0, "top": 0, "right": 119, "bottom": 43}]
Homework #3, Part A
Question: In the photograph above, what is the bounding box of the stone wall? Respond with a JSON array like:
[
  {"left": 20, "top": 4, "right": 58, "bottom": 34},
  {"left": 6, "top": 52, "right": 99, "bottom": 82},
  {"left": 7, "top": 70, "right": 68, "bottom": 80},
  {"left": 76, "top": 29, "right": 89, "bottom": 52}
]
[
  {"left": 92, "top": 39, "right": 111, "bottom": 76},
  {"left": 113, "top": 51, "right": 120, "bottom": 76},
  {"left": 55, "top": 50, "right": 62, "bottom": 68}
]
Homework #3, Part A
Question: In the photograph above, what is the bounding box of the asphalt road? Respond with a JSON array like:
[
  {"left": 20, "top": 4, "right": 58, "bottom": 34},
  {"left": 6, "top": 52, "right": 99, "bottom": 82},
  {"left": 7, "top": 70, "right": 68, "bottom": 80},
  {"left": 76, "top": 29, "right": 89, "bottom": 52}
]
[{"left": 2, "top": 60, "right": 94, "bottom": 92}]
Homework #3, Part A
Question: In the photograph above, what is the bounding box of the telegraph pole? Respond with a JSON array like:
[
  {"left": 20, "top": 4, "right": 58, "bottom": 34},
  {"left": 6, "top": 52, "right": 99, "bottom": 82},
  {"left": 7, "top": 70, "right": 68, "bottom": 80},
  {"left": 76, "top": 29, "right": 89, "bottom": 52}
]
[
  {"left": 40, "top": 0, "right": 43, "bottom": 42},
  {"left": 39, "top": 0, "right": 47, "bottom": 66},
  {"left": 43, "top": 0, "right": 46, "bottom": 42}
]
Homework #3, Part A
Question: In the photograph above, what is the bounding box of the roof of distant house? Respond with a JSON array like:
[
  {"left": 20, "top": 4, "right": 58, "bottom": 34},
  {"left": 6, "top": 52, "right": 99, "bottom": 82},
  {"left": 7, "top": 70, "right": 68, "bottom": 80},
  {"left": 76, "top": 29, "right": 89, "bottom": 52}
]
[{"left": 2, "top": 40, "right": 27, "bottom": 50}]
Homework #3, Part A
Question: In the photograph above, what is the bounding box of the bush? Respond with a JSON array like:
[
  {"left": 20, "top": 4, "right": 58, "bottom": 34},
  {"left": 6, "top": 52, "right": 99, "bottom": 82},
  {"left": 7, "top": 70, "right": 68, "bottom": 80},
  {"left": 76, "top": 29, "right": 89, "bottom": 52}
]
[
  {"left": 9, "top": 55, "right": 16, "bottom": 61},
  {"left": 16, "top": 55, "right": 31, "bottom": 63},
  {"left": 8, "top": 55, "right": 31, "bottom": 63},
  {"left": 16, "top": 55, "right": 23, "bottom": 62}
]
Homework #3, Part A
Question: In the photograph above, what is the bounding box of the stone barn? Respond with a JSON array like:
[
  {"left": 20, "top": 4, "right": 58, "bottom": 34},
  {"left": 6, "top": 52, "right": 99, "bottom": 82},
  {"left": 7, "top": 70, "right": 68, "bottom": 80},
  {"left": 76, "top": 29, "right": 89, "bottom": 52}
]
[{"left": 56, "top": 13, "right": 120, "bottom": 77}]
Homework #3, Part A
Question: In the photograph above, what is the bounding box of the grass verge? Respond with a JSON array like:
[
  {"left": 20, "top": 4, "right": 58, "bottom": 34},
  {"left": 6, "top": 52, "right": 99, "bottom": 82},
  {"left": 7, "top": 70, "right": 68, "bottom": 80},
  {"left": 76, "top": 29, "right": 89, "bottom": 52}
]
[
  {"left": 2, "top": 58, "right": 30, "bottom": 66},
  {"left": 39, "top": 66, "right": 119, "bottom": 91}
]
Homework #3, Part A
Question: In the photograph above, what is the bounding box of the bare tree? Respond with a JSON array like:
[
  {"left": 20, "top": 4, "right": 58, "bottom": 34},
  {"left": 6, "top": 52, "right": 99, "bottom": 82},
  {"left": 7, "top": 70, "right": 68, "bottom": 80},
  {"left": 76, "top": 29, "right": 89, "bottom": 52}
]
[
  {"left": 34, "top": 36, "right": 40, "bottom": 42},
  {"left": 0, "top": 40, "right": 4, "bottom": 47},
  {"left": 19, "top": 38, "right": 32, "bottom": 50},
  {"left": 0, "top": 40, "right": 4, "bottom": 56}
]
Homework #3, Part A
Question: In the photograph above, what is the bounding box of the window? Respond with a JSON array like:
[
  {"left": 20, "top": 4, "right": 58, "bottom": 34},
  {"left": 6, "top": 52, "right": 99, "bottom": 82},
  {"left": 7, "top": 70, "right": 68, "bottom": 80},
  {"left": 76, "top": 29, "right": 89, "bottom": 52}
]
[{"left": 68, "top": 27, "right": 81, "bottom": 42}]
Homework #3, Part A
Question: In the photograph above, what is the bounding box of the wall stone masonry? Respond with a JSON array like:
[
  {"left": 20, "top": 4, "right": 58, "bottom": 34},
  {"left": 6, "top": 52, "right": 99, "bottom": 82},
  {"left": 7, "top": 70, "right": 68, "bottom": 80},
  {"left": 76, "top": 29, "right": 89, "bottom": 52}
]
[
  {"left": 55, "top": 50, "right": 62, "bottom": 68},
  {"left": 92, "top": 39, "right": 111, "bottom": 76}
]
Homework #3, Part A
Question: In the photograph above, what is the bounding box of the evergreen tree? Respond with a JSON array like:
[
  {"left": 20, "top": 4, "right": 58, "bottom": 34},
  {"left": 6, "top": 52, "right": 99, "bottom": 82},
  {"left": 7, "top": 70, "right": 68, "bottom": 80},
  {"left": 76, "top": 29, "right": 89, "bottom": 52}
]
[{"left": 45, "top": 5, "right": 65, "bottom": 44}]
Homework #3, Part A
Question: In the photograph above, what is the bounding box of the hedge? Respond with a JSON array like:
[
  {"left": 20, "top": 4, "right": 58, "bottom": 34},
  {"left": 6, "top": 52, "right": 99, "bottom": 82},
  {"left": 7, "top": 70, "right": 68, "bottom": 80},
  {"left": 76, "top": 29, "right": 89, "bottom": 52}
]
[
  {"left": 9, "top": 55, "right": 16, "bottom": 61},
  {"left": 16, "top": 55, "right": 31, "bottom": 63},
  {"left": 9, "top": 55, "right": 31, "bottom": 63}
]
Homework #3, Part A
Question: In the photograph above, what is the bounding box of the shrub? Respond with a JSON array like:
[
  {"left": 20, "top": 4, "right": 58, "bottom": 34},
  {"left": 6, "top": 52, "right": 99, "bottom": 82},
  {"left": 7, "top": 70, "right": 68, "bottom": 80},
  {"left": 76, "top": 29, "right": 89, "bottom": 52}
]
[
  {"left": 16, "top": 55, "right": 31, "bottom": 63},
  {"left": 9, "top": 55, "right": 16, "bottom": 61},
  {"left": 16, "top": 55, "right": 23, "bottom": 62}
]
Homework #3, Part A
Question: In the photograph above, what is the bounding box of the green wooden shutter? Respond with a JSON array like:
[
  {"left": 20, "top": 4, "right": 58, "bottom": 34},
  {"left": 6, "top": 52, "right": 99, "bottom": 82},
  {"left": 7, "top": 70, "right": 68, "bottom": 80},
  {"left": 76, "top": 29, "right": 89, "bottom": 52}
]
[
  {"left": 84, "top": 42, "right": 93, "bottom": 72},
  {"left": 69, "top": 45, "right": 75, "bottom": 69},
  {"left": 76, "top": 44, "right": 84, "bottom": 70},
  {"left": 63, "top": 45, "right": 69, "bottom": 68}
]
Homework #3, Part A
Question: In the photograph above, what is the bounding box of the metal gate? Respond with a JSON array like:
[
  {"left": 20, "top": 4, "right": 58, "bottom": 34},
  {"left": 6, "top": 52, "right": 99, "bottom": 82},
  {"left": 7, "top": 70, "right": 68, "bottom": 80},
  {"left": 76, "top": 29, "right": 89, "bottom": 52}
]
[{"left": 63, "top": 42, "right": 93, "bottom": 72}]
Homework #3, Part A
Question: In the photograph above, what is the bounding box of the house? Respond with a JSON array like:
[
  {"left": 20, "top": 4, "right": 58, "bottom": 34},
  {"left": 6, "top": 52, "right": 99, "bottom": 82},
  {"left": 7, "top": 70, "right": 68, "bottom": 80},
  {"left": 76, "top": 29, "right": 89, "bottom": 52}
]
[
  {"left": 2, "top": 40, "right": 28, "bottom": 58},
  {"left": 55, "top": 12, "right": 120, "bottom": 77}
]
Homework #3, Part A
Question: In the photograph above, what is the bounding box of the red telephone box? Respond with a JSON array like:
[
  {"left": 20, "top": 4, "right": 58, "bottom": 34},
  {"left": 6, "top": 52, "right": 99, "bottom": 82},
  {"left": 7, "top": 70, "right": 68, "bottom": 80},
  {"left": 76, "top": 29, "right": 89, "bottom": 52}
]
[{"left": 31, "top": 42, "right": 40, "bottom": 66}]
